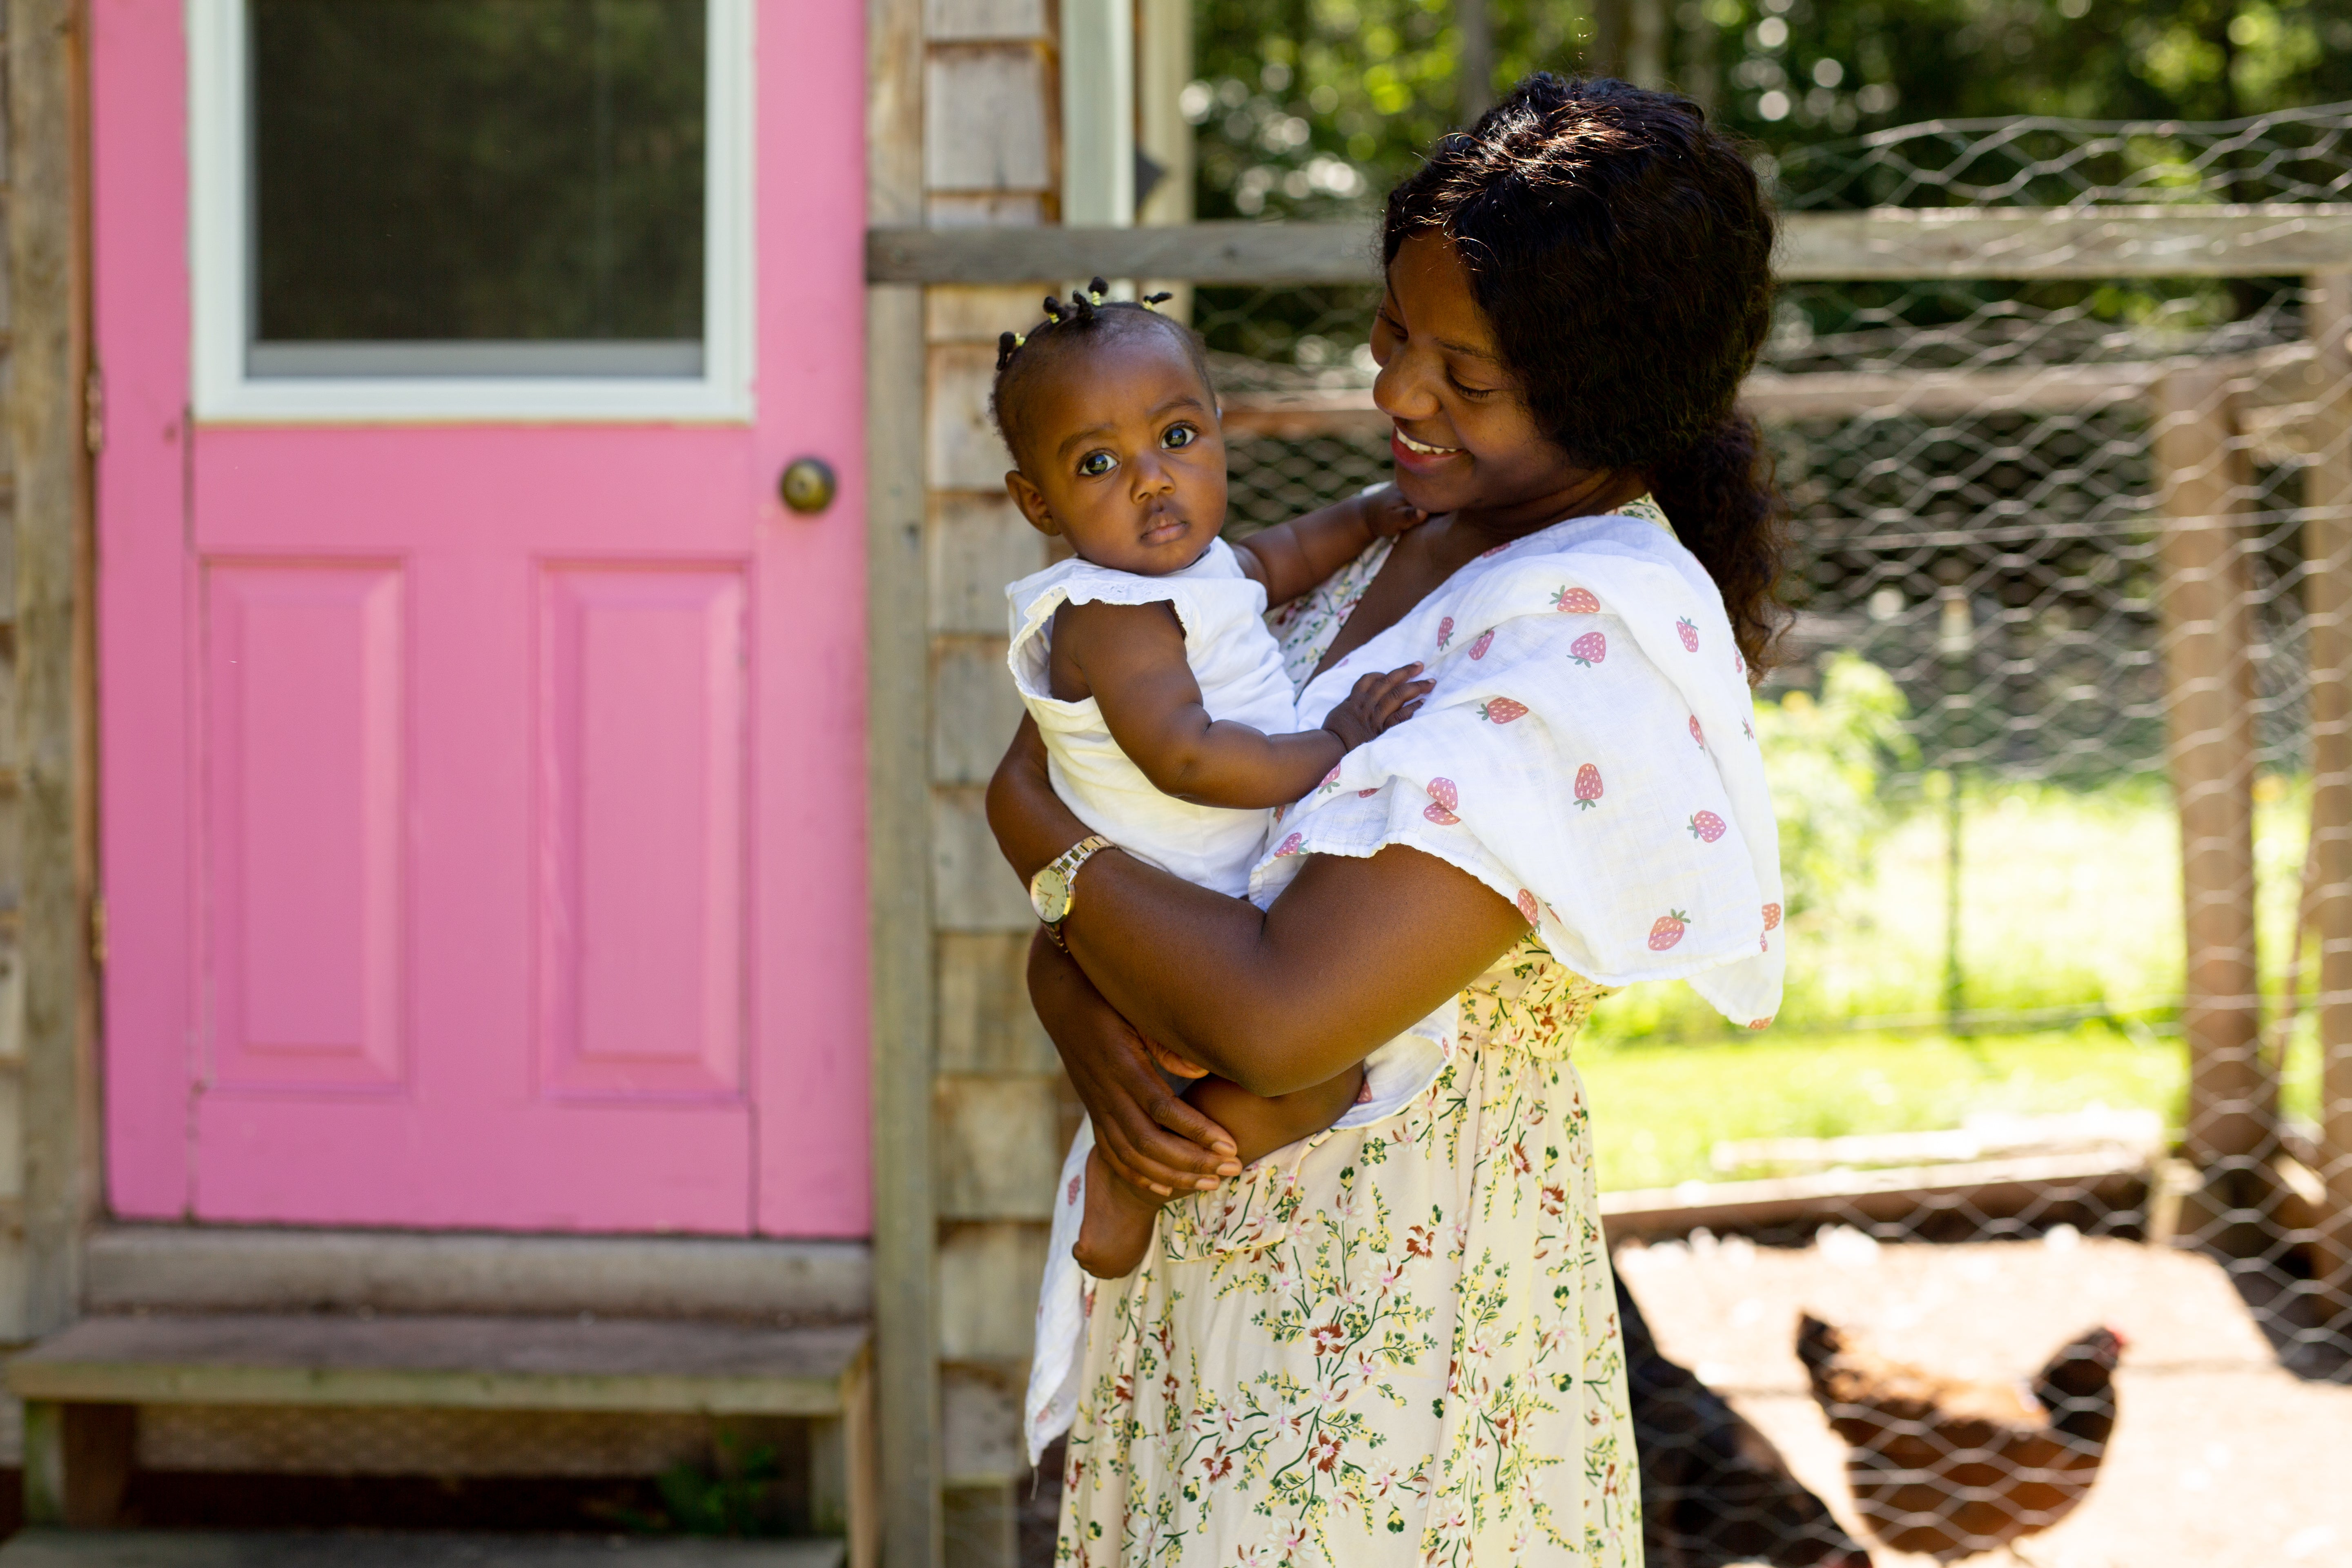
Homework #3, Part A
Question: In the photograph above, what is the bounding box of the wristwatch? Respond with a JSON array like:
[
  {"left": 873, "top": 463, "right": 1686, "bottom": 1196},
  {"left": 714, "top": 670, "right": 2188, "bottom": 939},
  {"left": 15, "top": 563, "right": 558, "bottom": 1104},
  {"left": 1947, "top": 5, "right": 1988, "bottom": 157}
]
[{"left": 1030, "top": 834, "right": 1114, "bottom": 946}]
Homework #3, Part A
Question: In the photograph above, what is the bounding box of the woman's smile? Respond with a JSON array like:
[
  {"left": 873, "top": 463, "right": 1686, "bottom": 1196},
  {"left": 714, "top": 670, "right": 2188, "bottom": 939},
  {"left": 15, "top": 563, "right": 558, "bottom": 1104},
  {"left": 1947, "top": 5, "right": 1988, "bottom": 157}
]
[{"left": 1390, "top": 425, "right": 1464, "bottom": 470}]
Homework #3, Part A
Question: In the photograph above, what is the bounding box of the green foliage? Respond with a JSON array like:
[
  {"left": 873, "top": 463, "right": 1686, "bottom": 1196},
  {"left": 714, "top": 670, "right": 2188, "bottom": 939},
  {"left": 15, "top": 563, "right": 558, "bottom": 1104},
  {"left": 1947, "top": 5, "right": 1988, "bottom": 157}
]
[
  {"left": 1188, "top": 0, "right": 2352, "bottom": 227},
  {"left": 1751, "top": 653, "right": 1917, "bottom": 922},
  {"left": 604, "top": 1432, "right": 791, "bottom": 1537}
]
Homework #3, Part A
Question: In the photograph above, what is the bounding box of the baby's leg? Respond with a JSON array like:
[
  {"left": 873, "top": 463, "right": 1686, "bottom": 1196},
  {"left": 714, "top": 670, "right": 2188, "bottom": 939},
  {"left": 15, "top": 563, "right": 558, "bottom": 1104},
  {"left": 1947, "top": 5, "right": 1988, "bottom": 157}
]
[
  {"left": 1073, "top": 1062, "right": 1365, "bottom": 1279},
  {"left": 1188, "top": 1065, "right": 1368, "bottom": 1167}
]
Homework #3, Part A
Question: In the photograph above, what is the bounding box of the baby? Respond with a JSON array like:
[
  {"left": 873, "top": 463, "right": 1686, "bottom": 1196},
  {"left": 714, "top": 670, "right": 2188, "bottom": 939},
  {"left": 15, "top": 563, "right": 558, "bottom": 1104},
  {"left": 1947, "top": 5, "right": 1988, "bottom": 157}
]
[{"left": 996, "top": 281, "right": 1429, "bottom": 1277}]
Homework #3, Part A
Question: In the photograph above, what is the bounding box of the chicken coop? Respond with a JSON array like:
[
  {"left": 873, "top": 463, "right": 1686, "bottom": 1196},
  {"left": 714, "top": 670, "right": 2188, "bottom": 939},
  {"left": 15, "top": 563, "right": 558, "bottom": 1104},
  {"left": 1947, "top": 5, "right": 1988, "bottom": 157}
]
[{"left": 871, "top": 80, "right": 2352, "bottom": 1566}]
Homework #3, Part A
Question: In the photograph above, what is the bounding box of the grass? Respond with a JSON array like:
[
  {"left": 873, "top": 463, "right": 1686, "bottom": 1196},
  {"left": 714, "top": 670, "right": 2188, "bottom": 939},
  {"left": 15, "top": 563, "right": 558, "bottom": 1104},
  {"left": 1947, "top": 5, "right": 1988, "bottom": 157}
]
[
  {"left": 1572, "top": 773, "right": 2329, "bottom": 1192},
  {"left": 1575, "top": 1022, "right": 2188, "bottom": 1192}
]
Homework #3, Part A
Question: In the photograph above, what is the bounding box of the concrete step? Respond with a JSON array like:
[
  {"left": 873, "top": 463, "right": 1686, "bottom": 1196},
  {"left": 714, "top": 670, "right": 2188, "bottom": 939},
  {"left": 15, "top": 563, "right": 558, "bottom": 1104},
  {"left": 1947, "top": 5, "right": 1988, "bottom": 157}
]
[{"left": 0, "top": 1531, "right": 844, "bottom": 1568}]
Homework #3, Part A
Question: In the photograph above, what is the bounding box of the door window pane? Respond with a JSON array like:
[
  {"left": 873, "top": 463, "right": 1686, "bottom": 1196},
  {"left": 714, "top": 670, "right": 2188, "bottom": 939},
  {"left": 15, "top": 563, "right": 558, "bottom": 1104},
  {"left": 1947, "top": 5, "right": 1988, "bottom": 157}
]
[{"left": 249, "top": 0, "right": 706, "bottom": 378}]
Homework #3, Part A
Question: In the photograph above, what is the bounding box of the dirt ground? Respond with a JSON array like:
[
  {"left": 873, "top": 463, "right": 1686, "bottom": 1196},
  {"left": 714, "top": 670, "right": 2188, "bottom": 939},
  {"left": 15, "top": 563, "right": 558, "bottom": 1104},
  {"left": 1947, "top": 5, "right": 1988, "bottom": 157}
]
[{"left": 1615, "top": 1231, "right": 2352, "bottom": 1568}]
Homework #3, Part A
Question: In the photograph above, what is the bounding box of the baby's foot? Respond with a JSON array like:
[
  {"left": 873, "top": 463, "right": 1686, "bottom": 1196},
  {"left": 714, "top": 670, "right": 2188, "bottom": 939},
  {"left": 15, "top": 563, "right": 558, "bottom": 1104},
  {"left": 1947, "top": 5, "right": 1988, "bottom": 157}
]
[{"left": 1072, "top": 1145, "right": 1168, "bottom": 1279}]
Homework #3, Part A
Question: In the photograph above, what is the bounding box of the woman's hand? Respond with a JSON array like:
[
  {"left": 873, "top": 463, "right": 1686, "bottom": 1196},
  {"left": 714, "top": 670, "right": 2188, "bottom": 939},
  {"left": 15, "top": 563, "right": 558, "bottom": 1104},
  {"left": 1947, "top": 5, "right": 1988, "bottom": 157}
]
[{"left": 1028, "top": 930, "right": 1241, "bottom": 1196}]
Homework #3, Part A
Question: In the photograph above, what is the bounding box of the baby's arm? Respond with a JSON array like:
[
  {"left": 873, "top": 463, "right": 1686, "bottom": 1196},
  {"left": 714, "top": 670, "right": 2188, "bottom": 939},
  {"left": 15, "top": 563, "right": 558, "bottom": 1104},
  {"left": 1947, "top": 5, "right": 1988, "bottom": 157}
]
[
  {"left": 1232, "top": 484, "right": 1427, "bottom": 608},
  {"left": 1054, "top": 599, "right": 1425, "bottom": 809}
]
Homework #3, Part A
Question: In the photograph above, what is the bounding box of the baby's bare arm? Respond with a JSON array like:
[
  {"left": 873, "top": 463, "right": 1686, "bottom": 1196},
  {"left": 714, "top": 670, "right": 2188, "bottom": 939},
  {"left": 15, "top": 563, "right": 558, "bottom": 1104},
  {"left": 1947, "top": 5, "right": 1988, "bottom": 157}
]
[
  {"left": 1057, "top": 599, "right": 1342, "bottom": 808},
  {"left": 1056, "top": 600, "right": 1429, "bottom": 809},
  {"left": 1231, "top": 485, "right": 1427, "bottom": 606}
]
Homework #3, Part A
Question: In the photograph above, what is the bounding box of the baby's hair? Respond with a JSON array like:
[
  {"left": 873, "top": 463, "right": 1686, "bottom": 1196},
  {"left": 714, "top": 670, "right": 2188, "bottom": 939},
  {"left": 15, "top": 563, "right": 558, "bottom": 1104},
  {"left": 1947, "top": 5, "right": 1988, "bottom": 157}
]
[{"left": 990, "top": 277, "right": 1217, "bottom": 471}]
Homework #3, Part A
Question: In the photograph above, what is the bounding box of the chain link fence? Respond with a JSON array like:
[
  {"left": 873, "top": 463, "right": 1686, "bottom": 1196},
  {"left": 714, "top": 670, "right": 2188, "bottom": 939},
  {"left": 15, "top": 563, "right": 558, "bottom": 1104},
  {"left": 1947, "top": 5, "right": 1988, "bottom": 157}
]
[{"left": 1117, "top": 106, "right": 2352, "bottom": 1568}]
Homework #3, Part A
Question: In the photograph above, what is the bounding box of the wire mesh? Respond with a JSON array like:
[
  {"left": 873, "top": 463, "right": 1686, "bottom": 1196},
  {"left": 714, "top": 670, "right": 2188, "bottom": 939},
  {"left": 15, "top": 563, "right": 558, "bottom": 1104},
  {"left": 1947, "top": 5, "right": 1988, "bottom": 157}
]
[{"left": 1141, "top": 107, "right": 2352, "bottom": 1568}]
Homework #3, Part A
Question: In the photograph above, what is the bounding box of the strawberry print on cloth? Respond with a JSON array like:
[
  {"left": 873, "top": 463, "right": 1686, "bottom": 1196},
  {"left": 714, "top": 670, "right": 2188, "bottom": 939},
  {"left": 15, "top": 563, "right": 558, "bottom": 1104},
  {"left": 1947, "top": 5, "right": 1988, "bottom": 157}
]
[
  {"left": 1253, "top": 498, "right": 1784, "bottom": 1024},
  {"left": 1052, "top": 496, "right": 1779, "bottom": 1568}
]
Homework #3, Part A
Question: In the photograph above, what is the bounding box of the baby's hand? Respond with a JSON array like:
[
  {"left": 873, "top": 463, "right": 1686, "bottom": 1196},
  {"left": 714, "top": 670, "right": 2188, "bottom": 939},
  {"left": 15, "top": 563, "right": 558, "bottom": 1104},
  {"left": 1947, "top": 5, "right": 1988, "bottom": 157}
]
[
  {"left": 1361, "top": 484, "right": 1430, "bottom": 538},
  {"left": 1321, "top": 664, "right": 1432, "bottom": 751}
]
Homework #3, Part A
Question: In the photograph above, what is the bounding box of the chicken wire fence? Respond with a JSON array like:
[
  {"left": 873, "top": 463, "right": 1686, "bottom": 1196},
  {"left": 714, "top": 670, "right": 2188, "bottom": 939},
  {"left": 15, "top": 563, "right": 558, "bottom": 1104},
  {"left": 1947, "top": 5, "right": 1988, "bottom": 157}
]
[{"left": 1163, "top": 105, "right": 2352, "bottom": 1567}]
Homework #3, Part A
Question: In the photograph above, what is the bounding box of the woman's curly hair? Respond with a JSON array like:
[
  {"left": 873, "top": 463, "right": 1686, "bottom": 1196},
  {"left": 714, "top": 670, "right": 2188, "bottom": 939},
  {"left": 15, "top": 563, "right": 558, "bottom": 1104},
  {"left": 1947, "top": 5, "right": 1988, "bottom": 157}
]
[{"left": 1385, "top": 74, "right": 1788, "bottom": 673}]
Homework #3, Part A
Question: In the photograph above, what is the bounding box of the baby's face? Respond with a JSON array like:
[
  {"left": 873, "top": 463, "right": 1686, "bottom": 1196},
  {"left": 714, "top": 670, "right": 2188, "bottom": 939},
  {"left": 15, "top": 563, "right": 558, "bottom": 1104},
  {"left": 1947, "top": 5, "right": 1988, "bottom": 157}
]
[{"left": 1003, "top": 332, "right": 1229, "bottom": 576}]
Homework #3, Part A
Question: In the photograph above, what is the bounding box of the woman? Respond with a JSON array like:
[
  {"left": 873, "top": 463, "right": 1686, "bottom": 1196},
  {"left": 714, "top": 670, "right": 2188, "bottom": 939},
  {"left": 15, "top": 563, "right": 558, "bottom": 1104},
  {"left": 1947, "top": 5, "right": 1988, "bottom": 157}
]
[{"left": 989, "top": 75, "right": 1785, "bottom": 1565}]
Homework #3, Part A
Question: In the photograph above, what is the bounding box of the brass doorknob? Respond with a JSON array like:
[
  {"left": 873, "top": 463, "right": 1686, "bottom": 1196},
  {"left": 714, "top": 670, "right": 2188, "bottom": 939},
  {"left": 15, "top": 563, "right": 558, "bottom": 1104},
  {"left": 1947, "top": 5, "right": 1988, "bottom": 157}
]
[{"left": 780, "top": 457, "right": 837, "bottom": 514}]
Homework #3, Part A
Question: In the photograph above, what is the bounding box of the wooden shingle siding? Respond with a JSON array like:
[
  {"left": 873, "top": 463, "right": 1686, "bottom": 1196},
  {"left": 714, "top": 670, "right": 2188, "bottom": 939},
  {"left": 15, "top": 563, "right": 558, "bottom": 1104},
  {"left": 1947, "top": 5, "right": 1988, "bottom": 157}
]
[
  {"left": 923, "top": 50, "right": 1054, "bottom": 200},
  {"left": 934, "top": 932, "right": 1054, "bottom": 1078},
  {"left": 924, "top": 0, "right": 1050, "bottom": 45},
  {"left": 927, "top": 494, "right": 1041, "bottom": 638},
  {"left": 929, "top": 638, "right": 1022, "bottom": 788},
  {"left": 934, "top": 1221, "right": 1051, "bottom": 1362}
]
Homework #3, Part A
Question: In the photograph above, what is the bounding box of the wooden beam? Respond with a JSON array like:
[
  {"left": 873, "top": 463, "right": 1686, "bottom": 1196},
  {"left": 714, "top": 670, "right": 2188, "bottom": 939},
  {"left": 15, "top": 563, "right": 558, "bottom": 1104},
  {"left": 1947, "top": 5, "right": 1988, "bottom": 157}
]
[
  {"left": 867, "top": 205, "right": 2352, "bottom": 285},
  {"left": 1778, "top": 203, "right": 2352, "bottom": 281},
  {"left": 2307, "top": 269, "right": 2352, "bottom": 1334},
  {"left": 870, "top": 221, "right": 1379, "bottom": 285},
  {"left": 7, "top": 0, "right": 98, "bottom": 1345},
  {"left": 1212, "top": 344, "right": 2320, "bottom": 437},
  {"left": 1599, "top": 1151, "right": 2150, "bottom": 1245}
]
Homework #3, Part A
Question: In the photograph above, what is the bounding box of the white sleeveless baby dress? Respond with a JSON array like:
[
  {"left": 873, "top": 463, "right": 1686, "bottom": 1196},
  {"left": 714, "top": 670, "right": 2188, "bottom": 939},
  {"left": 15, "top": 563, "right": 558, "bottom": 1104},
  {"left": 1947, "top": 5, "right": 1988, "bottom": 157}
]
[{"left": 1007, "top": 537, "right": 1456, "bottom": 1460}]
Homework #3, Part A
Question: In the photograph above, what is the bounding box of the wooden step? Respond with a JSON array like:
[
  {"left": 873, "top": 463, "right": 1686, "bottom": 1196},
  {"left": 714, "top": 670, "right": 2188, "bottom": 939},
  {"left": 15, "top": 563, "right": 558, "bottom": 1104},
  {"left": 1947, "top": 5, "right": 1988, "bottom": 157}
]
[
  {"left": 7, "top": 1316, "right": 870, "bottom": 1414},
  {"left": 2, "top": 1316, "right": 874, "bottom": 1566},
  {"left": 0, "top": 1529, "right": 844, "bottom": 1567}
]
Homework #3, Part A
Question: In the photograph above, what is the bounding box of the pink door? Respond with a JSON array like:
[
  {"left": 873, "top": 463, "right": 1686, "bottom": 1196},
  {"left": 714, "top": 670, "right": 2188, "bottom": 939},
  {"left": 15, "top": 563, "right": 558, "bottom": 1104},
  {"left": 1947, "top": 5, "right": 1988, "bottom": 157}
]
[{"left": 92, "top": 0, "right": 869, "bottom": 1236}]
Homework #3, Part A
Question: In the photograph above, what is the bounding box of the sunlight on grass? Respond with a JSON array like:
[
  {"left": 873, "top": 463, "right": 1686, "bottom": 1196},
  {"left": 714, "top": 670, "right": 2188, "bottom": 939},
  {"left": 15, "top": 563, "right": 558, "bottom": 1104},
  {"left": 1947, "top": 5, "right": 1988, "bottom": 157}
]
[
  {"left": 1571, "top": 772, "right": 2332, "bottom": 1193},
  {"left": 1584, "top": 774, "right": 2318, "bottom": 1038},
  {"left": 1575, "top": 1024, "right": 2188, "bottom": 1193}
]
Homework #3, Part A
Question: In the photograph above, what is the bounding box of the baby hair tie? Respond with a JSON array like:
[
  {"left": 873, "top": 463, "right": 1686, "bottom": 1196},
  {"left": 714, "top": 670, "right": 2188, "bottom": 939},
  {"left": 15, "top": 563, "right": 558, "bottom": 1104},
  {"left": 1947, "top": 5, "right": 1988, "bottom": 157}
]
[{"left": 1142, "top": 292, "right": 1174, "bottom": 311}]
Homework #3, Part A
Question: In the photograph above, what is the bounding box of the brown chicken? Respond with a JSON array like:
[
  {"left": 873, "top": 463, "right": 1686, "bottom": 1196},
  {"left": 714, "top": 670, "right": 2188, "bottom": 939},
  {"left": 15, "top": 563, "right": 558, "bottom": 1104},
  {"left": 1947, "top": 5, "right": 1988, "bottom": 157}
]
[{"left": 1797, "top": 1314, "right": 2125, "bottom": 1563}]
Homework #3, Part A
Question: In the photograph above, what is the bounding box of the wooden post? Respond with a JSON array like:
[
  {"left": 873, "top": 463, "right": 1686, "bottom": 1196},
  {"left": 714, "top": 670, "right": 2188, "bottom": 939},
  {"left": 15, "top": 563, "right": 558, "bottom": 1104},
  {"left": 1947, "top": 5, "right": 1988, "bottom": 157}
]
[
  {"left": 21, "top": 1402, "right": 132, "bottom": 1527},
  {"left": 2307, "top": 270, "right": 2352, "bottom": 1330},
  {"left": 1626, "top": 0, "right": 1668, "bottom": 89},
  {"left": 2155, "top": 362, "right": 2277, "bottom": 1256},
  {"left": 1456, "top": 0, "right": 1494, "bottom": 123},
  {"left": 1060, "top": 0, "right": 1133, "bottom": 226},
  {"left": 8, "top": 0, "right": 100, "bottom": 1343},
  {"left": 1590, "top": 0, "right": 1628, "bottom": 78},
  {"left": 870, "top": 0, "right": 943, "bottom": 1557}
]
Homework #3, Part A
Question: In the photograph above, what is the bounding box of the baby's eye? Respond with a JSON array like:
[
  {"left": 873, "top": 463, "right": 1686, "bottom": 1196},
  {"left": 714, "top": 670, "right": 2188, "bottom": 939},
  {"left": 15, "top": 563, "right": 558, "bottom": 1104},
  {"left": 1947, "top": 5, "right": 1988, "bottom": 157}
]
[
  {"left": 1077, "top": 450, "right": 1118, "bottom": 477},
  {"left": 1163, "top": 423, "right": 1198, "bottom": 450}
]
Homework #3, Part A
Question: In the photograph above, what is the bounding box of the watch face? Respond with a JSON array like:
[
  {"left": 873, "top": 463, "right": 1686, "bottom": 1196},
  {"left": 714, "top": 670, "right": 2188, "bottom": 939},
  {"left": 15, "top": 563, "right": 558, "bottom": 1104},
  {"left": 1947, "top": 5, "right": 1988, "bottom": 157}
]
[{"left": 1031, "top": 864, "right": 1073, "bottom": 924}]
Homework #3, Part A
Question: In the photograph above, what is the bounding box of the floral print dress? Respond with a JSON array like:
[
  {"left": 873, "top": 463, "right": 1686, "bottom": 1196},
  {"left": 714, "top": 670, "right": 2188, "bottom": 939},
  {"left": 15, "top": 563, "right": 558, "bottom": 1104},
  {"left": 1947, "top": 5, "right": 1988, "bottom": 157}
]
[{"left": 1055, "top": 508, "right": 1783, "bottom": 1566}]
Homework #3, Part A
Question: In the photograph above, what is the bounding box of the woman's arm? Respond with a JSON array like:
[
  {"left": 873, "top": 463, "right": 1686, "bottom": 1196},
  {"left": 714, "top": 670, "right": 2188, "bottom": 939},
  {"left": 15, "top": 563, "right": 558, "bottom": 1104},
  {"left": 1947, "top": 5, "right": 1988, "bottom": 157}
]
[
  {"left": 1026, "top": 928, "right": 1245, "bottom": 1196},
  {"left": 987, "top": 715, "right": 1526, "bottom": 1098}
]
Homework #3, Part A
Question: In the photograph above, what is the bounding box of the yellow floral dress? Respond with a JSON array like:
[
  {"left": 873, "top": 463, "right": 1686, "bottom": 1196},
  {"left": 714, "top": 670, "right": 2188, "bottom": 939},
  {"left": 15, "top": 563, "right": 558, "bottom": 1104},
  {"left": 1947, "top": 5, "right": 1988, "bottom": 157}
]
[{"left": 1056, "top": 543, "right": 1647, "bottom": 1568}]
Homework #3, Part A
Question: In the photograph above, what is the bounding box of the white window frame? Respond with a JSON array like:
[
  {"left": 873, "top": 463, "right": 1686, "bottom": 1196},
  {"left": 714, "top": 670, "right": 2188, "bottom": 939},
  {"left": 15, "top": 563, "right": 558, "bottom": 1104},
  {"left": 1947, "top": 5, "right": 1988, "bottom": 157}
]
[{"left": 189, "top": 0, "right": 755, "bottom": 424}]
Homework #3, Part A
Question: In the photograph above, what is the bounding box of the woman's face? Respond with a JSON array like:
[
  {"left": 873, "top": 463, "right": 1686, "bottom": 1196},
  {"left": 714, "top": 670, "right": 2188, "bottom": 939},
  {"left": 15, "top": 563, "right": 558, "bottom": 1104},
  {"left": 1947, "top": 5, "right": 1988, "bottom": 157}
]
[{"left": 1370, "top": 233, "right": 1588, "bottom": 522}]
